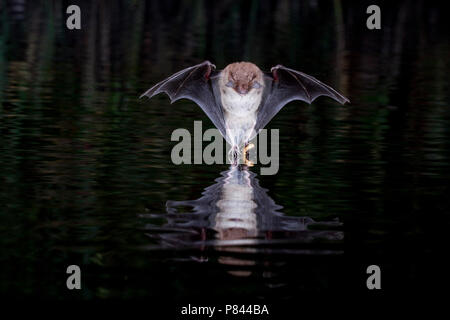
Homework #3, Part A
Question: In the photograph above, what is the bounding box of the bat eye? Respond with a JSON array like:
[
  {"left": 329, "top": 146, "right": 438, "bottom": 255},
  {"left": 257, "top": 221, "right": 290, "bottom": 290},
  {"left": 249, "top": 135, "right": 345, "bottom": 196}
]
[
  {"left": 226, "top": 80, "right": 234, "bottom": 88},
  {"left": 252, "top": 81, "right": 262, "bottom": 89}
]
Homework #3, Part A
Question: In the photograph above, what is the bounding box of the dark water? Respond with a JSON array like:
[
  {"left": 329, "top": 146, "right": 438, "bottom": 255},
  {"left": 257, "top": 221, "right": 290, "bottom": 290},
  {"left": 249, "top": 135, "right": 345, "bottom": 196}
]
[{"left": 1, "top": 0, "right": 449, "bottom": 308}]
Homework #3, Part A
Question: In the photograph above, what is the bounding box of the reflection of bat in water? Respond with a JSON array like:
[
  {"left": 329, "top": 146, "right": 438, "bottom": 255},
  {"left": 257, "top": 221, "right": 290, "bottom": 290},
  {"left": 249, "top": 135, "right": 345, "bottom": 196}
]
[
  {"left": 151, "top": 166, "right": 343, "bottom": 276},
  {"left": 140, "top": 61, "right": 349, "bottom": 163}
]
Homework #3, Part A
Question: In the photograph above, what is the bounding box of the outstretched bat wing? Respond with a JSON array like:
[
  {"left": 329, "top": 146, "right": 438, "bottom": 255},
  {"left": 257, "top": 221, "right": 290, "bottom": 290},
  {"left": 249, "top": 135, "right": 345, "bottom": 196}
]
[
  {"left": 254, "top": 65, "right": 349, "bottom": 137},
  {"left": 140, "top": 61, "right": 228, "bottom": 141}
]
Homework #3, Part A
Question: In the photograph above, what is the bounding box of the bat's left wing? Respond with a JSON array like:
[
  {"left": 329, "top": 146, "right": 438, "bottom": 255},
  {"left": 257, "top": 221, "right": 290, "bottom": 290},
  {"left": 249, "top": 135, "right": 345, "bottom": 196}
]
[
  {"left": 253, "top": 65, "right": 349, "bottom": 138},
  {"left": 140, "top": 61, "right": 229, "bottom": 142}
]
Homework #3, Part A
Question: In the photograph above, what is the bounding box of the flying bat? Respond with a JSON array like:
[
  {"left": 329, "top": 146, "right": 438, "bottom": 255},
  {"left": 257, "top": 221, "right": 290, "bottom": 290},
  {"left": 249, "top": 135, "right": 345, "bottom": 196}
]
[{"left": 140, "top": 61, "right": 349, "bottom": 164}]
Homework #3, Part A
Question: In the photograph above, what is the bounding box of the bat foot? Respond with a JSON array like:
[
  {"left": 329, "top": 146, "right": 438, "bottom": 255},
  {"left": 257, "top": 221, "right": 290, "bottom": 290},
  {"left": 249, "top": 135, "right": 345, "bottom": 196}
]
[
  {"left": 243, "top": 143, "right": 255, "bottom": 167},
  {"left": 244, "top": 158, "right": 254, "bottom": 167},
  {"left": 243, "top": 143, "right": 255, "bottom": 154}
]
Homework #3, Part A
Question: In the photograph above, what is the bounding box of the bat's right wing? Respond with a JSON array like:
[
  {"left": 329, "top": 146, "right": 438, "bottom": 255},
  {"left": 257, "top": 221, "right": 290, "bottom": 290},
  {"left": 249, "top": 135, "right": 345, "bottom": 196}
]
[
  {"left": 140, "top": 61, "right": 228, "bottom": 141},
  {"left": 253, "top": 65, "right": 349, "bottom": 138}
]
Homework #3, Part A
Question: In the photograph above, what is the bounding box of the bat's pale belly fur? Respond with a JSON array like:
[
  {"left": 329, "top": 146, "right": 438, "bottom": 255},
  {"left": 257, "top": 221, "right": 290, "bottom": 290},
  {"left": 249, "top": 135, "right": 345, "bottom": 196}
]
[{"left": 220, "top": 88, "right": 262, "bottom": 147}]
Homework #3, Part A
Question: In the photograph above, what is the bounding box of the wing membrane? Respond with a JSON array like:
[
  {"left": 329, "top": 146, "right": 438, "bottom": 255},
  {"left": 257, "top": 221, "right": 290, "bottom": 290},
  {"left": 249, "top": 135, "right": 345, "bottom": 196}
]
[
  {"left": 141, "top": 61, "right": 228, "bottom": 141},
  {"left": 254, "top": 65, "right": 349, "bottom": 137}
]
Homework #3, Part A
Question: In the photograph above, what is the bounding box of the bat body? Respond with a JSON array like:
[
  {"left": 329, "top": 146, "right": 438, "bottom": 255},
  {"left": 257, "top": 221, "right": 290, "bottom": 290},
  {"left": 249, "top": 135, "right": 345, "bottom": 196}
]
[
  {"left": 141, "top": 61, "right": 349, "bottom": 158},
  {"left": 219, "top": 62, "right": 263, "bottom": 149}
]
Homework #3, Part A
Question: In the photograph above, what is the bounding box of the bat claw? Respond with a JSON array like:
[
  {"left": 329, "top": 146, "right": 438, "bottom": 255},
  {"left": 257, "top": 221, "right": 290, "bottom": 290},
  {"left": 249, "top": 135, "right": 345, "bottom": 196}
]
[
  {"left": 270, "top": 64, "right": 283, "bottom": 72},
  {"left": 204, "top": 60, "right": 216, "bottom": 69},
  {"left": 204, "top": 61, "right": 216, "bottom": 80},
  {"left": 243, "top": 143, "right": 255, "bottom": 167}
]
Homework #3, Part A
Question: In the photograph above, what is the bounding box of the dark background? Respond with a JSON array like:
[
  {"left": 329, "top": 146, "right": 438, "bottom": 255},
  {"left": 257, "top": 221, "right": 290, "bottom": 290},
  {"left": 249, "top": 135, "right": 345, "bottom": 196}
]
[{"left": 0, "top": 0, "right": 449, "bottom": 313}]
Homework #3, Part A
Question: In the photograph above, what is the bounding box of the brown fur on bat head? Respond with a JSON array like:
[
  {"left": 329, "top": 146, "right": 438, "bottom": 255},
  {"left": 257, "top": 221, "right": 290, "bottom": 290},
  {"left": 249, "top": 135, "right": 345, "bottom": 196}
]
[{"left": 221, "top": 62, "right": 264, "bottom": 95}]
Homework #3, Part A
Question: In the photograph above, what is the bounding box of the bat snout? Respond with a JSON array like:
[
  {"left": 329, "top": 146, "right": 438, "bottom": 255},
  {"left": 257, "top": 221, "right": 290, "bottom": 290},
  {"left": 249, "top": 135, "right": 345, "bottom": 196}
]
[{"left": 235, "top": 84, "right": 249, "bottom": 95}]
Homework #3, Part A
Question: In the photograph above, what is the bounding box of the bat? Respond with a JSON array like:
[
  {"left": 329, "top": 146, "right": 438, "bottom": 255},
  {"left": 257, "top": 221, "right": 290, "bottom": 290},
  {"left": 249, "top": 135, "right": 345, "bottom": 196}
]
[{"left": 140, "top": 61, "right": 349, "bottom": 162}]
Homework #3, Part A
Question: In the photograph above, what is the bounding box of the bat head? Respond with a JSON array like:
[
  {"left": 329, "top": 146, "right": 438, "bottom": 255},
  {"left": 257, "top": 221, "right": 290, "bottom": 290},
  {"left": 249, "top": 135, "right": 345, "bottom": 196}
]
[{"left": 221, "top": 62, "right": 264, "bottom": 95}]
